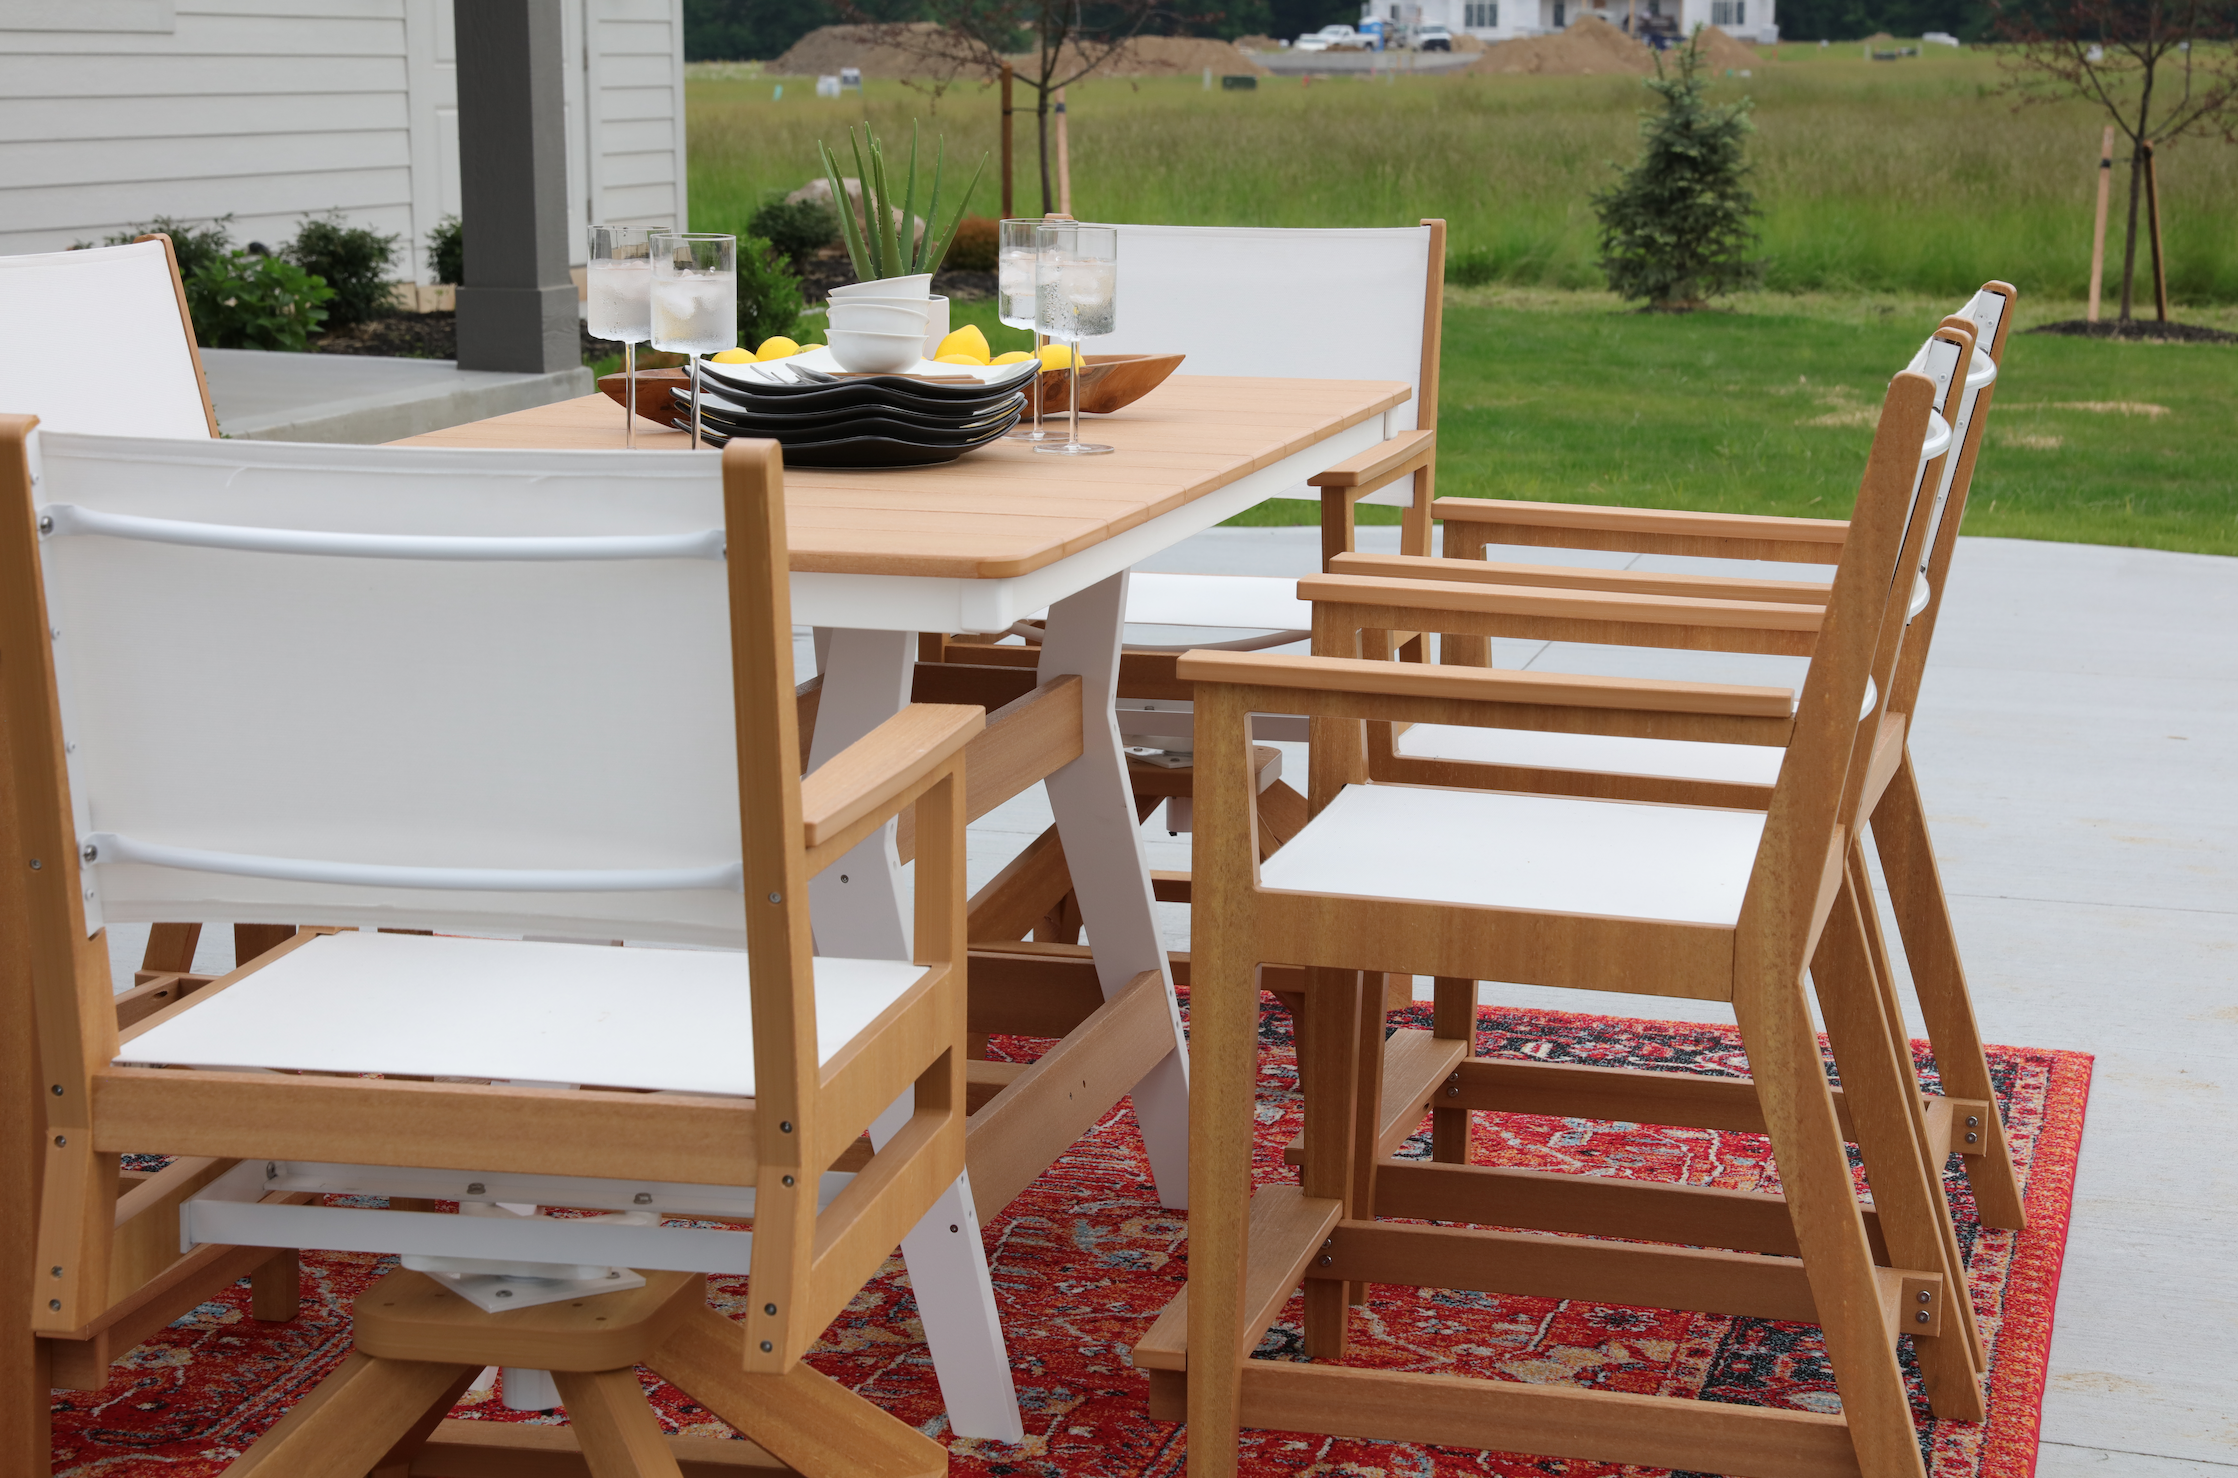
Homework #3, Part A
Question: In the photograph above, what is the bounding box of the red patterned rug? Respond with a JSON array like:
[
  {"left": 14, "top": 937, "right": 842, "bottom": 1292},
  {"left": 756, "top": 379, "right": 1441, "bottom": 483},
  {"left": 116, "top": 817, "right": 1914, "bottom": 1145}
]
[{"left": 52, "top": 997, "right": 2089, "bottom": 1477}]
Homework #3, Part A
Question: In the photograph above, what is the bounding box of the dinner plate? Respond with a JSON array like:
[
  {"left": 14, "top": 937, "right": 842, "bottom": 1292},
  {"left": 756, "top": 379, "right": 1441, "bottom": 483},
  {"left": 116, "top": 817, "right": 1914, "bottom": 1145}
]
[
  {"left": 681, "top": 404, "right": 1021, "bottom": 467},
  {"left": 696, "top": 376, "right": 1025, "bottom": 421},
  {"left": 697, "top": 406, "right": 1023, "bottom": 448},
  {"left": 695, "top": 386, "right": 1024, "bottom": 434},
  {"left": 701, "top": 354, "right": 1038, "bottom": 403}
]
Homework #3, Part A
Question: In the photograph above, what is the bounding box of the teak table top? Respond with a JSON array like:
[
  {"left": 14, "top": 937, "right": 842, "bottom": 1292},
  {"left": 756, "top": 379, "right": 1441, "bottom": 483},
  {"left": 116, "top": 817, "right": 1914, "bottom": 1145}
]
[{"left": 391, "top": 375, "right": 1410, "bottom": 582}]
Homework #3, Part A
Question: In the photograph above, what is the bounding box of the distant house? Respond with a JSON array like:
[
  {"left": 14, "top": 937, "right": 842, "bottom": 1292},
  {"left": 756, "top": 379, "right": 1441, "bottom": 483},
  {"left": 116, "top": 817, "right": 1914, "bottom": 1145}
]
[
  {"left": 0, "top": 0, "right": 689, "bottom": 283},
  {"left": 1366, "top": 0, "right": 1777, "bottom": 46}
]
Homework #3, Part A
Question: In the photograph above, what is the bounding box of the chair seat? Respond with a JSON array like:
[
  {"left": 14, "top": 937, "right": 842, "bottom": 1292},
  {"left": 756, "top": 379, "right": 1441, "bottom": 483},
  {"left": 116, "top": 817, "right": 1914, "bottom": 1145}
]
[
  {"left": 1258, "top": 783, "right": 1765, "bottom": 926},
  {"left": 1123, "top": 572, "right": 1308, "bottom": 633},
  {"left": 1394, "top": 724, "right": 1785, "bottom": 786},
  {"left": 118, "top": 930, "right": 927, "bottom": 1097}
]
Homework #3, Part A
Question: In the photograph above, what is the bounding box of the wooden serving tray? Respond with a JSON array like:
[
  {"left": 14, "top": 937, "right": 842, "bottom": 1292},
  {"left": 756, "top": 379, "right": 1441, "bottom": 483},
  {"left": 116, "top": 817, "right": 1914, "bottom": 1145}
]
[{"left": 598, "top": 351, "right": 1186, "bottom": 425}]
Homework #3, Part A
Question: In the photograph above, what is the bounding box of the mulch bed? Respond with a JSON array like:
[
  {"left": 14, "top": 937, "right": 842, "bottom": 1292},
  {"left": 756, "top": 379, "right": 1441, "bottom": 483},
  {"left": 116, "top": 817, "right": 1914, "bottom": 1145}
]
[
  {"left": 2029, "top": 318, "right": 2237, "bottom": 344},
  {"left": 310, "top": 311, "right": 617, "bottom": 364},
  {"left": 50, "top": 996, "right": 2090, "bottom": 1478},
  {"left": 793, "top": 244, "right": 997, "bottom": 305}
]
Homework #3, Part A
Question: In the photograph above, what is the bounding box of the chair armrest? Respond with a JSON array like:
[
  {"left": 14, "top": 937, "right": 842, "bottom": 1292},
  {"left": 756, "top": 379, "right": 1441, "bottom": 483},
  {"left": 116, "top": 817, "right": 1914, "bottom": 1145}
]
[
  {"left": 1327, "top": 550, "right": 1832, "bottom": 606},
  {"left": 1434, "top": 496, "right": 1849, "bottom": 564},
  {"left": 800, "top": 703, "right": 985, "bottom": 850},
  {"left": 1307, "top": 428, "right": 1436, "bottom": 491},
  {"left": 1178, "top": 650, "right": 1793, "bottom": 746},
  {"left": 1299, "top": 572, "right": 1825, "bottom": 641}
]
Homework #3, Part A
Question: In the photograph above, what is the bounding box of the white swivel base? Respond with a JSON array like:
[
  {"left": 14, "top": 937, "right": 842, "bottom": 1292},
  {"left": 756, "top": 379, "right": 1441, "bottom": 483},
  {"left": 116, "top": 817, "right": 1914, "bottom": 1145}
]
[{"left": 403, "top": 1260, "right": 647, "bottom": 1315}]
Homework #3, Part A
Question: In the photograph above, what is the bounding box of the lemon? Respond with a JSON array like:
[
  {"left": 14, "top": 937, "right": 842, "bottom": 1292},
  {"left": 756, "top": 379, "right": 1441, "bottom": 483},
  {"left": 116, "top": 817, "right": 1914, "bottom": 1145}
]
[
  {"left": 935, "top": 325, "right": 991, "bottom": 363},
  {"left": 708, "top": 348, "right": 754, "bottom": 363},
  {"left": 755, "top": 336, "right": 802, "bottom": 361},
  {"left": 990, "top": 350, "right": 1035, "bottom": 365},
  {"left": 934, "top": 353, "right": 988, "bottom": 366},
  {"left": 1037, "top": 343, "right": 1076, "bottom": 371}
]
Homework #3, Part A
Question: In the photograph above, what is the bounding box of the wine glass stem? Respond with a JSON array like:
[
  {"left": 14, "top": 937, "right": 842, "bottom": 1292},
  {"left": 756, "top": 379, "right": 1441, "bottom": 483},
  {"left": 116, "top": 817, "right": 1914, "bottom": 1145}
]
[
  {"left": 1032, "top": 330, "right": 1045, "bottom": 433},
  {"left": 690, "top": 357, "right": 703, "bottom": 450},
  {"left": 624, "top": 340, "right": 635, "bottom": 451},
  {"left": 1067, "top": 351, "right": 1082, "bottom": 448}
]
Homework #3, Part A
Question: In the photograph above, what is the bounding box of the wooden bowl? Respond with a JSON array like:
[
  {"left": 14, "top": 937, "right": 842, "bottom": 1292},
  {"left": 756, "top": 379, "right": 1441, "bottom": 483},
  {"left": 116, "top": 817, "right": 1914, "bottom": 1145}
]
[
  {"left": 1038, "top": 353, "right": 1186, "bottom": 415},
  {"left": 598, "top": 368, "right": 691, "bottom": 427}
]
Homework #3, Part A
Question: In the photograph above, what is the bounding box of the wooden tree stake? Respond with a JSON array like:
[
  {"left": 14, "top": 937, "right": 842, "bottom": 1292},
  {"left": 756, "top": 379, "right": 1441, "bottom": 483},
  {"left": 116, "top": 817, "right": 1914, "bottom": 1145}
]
[
  {"left": 1000, "top": 65, "right": 1014, "bottom": 221},
  {"left": 1055, "top": 87, "right": 1072, "bottom": 217},
  {"left": 2086, "top": 125, "right": 2113, "bottom": 323}
]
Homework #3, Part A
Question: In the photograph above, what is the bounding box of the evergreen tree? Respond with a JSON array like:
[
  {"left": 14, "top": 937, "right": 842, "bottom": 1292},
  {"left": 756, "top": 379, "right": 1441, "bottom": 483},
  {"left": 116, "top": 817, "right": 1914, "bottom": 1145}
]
[{"left": 1591, "top": 34, "right": 1764, "bottom": 311}]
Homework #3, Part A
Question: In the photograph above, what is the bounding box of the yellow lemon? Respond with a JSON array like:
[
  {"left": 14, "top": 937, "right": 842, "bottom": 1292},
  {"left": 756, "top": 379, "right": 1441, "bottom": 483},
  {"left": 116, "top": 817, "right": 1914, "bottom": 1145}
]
[
  {"left": 935, "top": 325, "right": 991, "bottom": 363},
  {"left": 797, "top": 342, "right": 825, "bottom": 351},
  {"left": 990, "top": 350, "right": 1035, "bottom": 365},
  {"left": 708, "top": 348, "right": 754, "bottom": 363},
  {"left": 1037, "top": 343, "right": 1076, "bottom": 371},
  {"left": 934, "top": 353, "right": 988, "bottom": 366},
  {"left": 755, "top": 336, "right": 801, "bottom": 361}
]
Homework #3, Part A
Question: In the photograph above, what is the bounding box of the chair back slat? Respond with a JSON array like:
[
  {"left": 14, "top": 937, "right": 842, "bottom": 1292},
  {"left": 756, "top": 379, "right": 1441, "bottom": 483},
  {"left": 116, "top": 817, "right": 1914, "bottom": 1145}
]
[
  {"left": 0, "top": 240, "right": 214, "bottom": 439},
  {"left": 26, "top": 431, "right": 751, "bottom": 946}
]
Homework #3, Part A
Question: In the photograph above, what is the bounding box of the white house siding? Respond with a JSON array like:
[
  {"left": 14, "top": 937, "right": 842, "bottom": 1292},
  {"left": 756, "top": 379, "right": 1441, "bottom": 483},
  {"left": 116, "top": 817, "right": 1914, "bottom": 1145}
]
[
  {"left": 1, "top": 0, "right": 686, "bottom": 283},
  {"left": 1362, "top": 0, "right": 1773, "bottom": 44}
]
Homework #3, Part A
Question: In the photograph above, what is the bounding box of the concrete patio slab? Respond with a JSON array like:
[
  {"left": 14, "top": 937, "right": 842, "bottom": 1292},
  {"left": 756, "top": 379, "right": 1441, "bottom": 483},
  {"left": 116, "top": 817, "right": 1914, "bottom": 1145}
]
[{"left": 200, "top": 347, "right": 592, "bottom": 444}]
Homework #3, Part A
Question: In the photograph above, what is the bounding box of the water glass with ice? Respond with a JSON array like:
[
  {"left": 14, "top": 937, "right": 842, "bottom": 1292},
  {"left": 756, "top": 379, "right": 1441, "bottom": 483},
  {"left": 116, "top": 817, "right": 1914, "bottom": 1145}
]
[
  {"left": 999, "top": 218, "right": 1058, "bottom": 443},
  {"left": 588, "top": 224, "right": 655, "bottom": 448},
  {"left": 649, "top": 232, "right": 737, "bottom": 449},
  {"left": 1033, "top": 223, "right": 1117, "bottom": 457}
]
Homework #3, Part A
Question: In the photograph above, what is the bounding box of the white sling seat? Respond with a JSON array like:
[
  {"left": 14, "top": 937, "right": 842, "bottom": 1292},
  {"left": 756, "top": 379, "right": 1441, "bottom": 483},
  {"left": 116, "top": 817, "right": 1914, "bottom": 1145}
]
[{"left": 0, "top": 238, "right": 216, "bottom": 438}]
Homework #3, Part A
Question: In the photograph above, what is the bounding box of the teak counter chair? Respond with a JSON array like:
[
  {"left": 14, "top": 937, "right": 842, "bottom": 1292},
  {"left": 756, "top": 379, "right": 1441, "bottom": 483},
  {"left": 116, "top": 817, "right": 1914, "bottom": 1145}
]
[
  {"left": 1146, "top": 369, "right": 1962, "bottom": 1478},
  {"left": 1322, "top": 285, "right": 2023, "bottom": 1230},
  {"left": 2, "top": 425, "right": 987, "bottom": 1477},
  {"left": 918, "top": 222, "right": 1447, "bottom": 950}
]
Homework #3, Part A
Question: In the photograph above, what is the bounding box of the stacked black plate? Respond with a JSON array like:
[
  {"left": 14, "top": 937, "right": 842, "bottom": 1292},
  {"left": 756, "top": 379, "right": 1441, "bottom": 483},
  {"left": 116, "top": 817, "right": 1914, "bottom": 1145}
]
[{"left": 687, "top": 359, "right": 1036, "bottom": 468}]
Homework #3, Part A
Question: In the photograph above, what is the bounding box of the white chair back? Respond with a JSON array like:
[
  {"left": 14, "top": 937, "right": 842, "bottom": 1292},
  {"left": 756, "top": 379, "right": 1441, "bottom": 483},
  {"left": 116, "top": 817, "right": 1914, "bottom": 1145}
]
[
  {"left": 0, "top": 241, "right": 214, "bottom": 439},
  {"left": 30, "top": 431, "right": 746, "bottom": 945},
  {"left": 1091, "top": 224, "right": 1437, "bottom": 505}
]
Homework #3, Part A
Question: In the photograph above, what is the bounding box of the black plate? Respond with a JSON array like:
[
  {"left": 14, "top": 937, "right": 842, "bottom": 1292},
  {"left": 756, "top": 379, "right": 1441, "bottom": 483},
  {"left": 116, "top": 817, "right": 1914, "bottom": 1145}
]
[
  {"left": 695, "top": 387, "right": 1024, "bottom": 434},
  {"left": 701, "top": 359, "right": 1038, "bottom": 404},
  {"left": 679, "top": 406, "right": 1021, "bottom": 467},
  {"left": 695, "top": 376, "right": 1024, "bottom": 421}
]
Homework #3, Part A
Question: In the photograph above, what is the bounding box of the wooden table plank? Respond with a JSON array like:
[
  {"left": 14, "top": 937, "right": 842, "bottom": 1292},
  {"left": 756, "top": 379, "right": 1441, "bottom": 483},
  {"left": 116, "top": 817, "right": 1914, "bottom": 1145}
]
[{"left": 390, "top": 375, "right": 1408, "bottom": 583}]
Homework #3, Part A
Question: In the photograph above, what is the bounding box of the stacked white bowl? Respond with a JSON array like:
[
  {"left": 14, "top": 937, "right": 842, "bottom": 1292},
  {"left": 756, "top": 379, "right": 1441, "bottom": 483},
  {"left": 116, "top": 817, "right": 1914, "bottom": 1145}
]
[{"left": 826, "top": 274, "right": 951, "bottom": 373}]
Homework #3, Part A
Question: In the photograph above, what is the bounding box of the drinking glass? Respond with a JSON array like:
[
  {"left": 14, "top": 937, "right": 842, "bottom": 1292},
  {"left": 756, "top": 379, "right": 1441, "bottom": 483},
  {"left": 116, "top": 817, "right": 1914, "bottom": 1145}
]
[
  {"left": 1033, "top": 223, "right": 1116, "bottom": 457},
  {"left": 587, "top": 225, "right": 655, "bottom": 448},
  {"left": 998, "top": 218, "right": 1056, "bottom": 442},
  {"left": 649, "top": 232, "right": 738, "bottom": 449}
]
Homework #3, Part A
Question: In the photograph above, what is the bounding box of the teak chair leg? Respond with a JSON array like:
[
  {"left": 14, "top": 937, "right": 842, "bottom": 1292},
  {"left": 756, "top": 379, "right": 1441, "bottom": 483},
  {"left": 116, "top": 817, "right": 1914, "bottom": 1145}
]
[
  {"left": 550, "top": 1368, "right": 686, "bottom": 1478},
  {"left": 647, "top": 1303, "right": 945, "bottom": 1478},
  {"left": 1872, "top": 757, "right": 2026, "bottom": 1231},
  {"left": 1430, "top": 976, "right": 1474, "bottom": 1163},
  {"left": 1299, "top": 968, "right": 1364, "bottom": 1357},
  {"left": 223, "top": 1352, "right": 477, "bottom": 1477},
  {"left": 1813, "top": 867, "right": 1986, "bottom": 1424},
  {"left": 1732, "top": 958, "right": 1928, "bottom": 1478}
]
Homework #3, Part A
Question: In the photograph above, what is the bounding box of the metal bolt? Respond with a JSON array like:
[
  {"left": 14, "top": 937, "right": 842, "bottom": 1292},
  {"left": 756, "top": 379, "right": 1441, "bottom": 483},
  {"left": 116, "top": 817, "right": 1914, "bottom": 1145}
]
[
  {"left": 767, "top": 892, "right": 782, "bottom": 904},
  {"left": 495, "top": 1289, "right": 513, "bottom": 1299},
  {"left": 53, "top": 1135, "right": 64, "bottom": 1147},
  {"left": 1447, "top": 1071, "right": 1460, "bottom": 1082},
  {"left": 764, "top": 1302, "right": 778, "bottom": 1315},
  {"left": 38, "top": 515, "right": 53, "bottom": 534},
  {"left": 1317, "top": 1254, "right": 1333, "bottom": 1266},
  {"left": 606, "top": 1270, "right": 622, "bottom": 1279},
  {"left": 1915, "top": 1310, "right": 1930, "bottom": 1325},
  {"left": 781, "top": 1175, "right": 794, "bottom": 1187},
  {"left": 266, "top": 1163, "right": 277, "bottom": 1178},
  {"left": 779, "top": 1121, "right": 792, "bottom": 1133},
  {"left": 1445, "top": 1086, "right": 1460, "bottom": 1097},
  {"left": 50, "top": 1084, "right": 62, "bottom": 1096},
  {"left": 839, "top": 874, "right": 849, "bottom": 883},
  {"left": 28, "top": 859, "right": 40, "bottom": 870},
  {"left": 1965, "top": 1132, "right": 1978, "bottom": 1144},
  {"left": 49, "top": 1299, "right": 60, "bottom": 1311},
  {"left": 1965, "top": 1115, "right": 1980, "bottom": 1128},
  {"left": 633, "top": 1192, "right": 653, "bottom": 1205},
  {"left": 50, "top": 1267, "right": 61, "bottom": 1278},
  {"left": 81, "top": 843, "right": 97, "bottom": 863},
  {"left": 49, "top": 627, "right": 60, "bottom": 641},
  {"left": 1916, "top": 1291, "right": 1930, "bottom": 1304},
  {"left": 760, "top": 1340, "right": 774, "bottom": 1353},
  {"left": 466, "top": 1182, "right": 486, "bottom": 1195},
  {"left": 950, "top": 1224, "right": 959, "bottom": 1234}
]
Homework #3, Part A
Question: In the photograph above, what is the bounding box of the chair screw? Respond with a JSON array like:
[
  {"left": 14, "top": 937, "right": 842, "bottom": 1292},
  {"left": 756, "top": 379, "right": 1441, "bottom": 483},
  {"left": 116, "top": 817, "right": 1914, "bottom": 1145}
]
[
  {"left": 1915, "top": 1310, "right": 1930, "bottom": 1325},
  {"left": 1916, "top": 1291, "right": 1930, "bottom": 1303},
  {"left": 28, "top": 859, "right": 40, "bottom": 870},
  {"left": 760, "top": 1340, "right": 774, "bottom": 1352},
  {"left": 633, "top": 1192, "right": 653, "bottom": 1204},
  {"left": 49, "top": 1300, "right": 60, "bottom": 1311},
  {"left": 496, "top": 1289, "right": 513, "bottom": 1299},
  {"left": 53, "top": 1135, "right": 64, "bottom": 1147},
  {"left": 38, "top": 516, "right": 52, "bottom": 534},
  {"left": 81, "top": 843, "right": 97, "bottom": 863},
  {"left": 1965, "top": 1115, "right": 1980, "bottom": 1127},
  {"left": 50, "top": 1267, "right": 61, "bottom": 1278},
  {"left": 765, "top": 1303, "right": 777, "bottom": 1315},
  {"left": 779, "top": 1121, "right": 792, "bottom": 1133},
  {"left": 781, "top": 1175, "right": 794, "bottom": 1187},
  {"left": 50, "top": 1085, "right": 62, "bottom": 1096},
  {"left": 1317, "top": 1255, "right": 1333, "bottom": 1266},
  {"left": 1965, "top": 1132, "right": 1978, "bottom": 1143},
  {"left": 768, "top": 892, "right": 782, "bottom": 904},
  {"left": 1445, "top": 1086, "right": 1460, "bottom": 1097},
  {"left": 950, "top": 1224, "right": 959, "bottom": 1234},
  {"left": 466, "top": 1182, "right": 486, "bottom": 1195}
]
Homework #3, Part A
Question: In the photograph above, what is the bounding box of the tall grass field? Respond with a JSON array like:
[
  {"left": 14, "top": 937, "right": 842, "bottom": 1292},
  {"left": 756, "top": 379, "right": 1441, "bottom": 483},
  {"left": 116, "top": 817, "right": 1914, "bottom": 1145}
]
[{"left": 688, "top": 46, "right": 2238, "bottom": 303}]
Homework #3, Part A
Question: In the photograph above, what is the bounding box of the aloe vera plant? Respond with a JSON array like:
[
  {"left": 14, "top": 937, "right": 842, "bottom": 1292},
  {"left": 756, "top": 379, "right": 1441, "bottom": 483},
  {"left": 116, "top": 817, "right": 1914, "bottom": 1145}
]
[{"left": 817, "top": 122, "right": 987, "bottom": 284}]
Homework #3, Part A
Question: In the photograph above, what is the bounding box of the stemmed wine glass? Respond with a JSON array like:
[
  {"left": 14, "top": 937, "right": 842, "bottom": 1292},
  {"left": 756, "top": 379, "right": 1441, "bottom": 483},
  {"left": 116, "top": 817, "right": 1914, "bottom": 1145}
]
[
  {"left": 998, "top": 219, "right": 1056, "bottom": 442},
  {"left": 587, "top": 225, "right": 654, "bottom": 448},
  {"left": 648, "top": 232, "right": 737, "bottom": 449},
  {"left": 1033, "top": 223, "right": 1116, "bottom": 457}
]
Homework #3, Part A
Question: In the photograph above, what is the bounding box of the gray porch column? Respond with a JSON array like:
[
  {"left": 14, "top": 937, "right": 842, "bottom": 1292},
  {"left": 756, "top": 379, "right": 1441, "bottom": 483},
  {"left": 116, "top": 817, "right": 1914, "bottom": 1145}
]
[{"left": 452, "top": 0, "right": 578, "bottom": 373}]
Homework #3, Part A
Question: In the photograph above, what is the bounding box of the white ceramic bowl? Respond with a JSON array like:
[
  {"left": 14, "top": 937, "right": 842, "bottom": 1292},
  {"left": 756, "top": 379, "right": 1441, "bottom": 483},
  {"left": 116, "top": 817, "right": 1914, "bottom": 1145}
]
[
  {"left": 828, "top": 273, "right": 933, "bottom": 301},
  {"left": 825, "top": 301, "right": 929, "bottom": 336},
  {"left": 827, "top": 328, "right": 926, "bottom": 374}
]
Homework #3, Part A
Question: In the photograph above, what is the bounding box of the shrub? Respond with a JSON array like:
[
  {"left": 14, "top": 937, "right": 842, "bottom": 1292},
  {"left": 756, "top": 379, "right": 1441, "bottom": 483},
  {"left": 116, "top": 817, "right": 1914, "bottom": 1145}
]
[
  {"left": 426, "top": 215, "right": 464, "bottom": 286},
  {"left": 942, "top": 215, "right": 999, "bottom": 272},
  {"left": 748, "top": 196, "right": 840, "bottom": 266},
  {"left": 283, "top": 210, "right": 400, "bottom": 331},
  {"left": 738, "top": 234, "right": 805, "bottom": 348},
  {"left": 1445, "top": 247, "right": 1498, "bottom": 288},
  {"left": 188, "top": 253, "right": 337, "bottom": 352},
  {"left": 1590, "top": 34, "right": 1764, "bottom": 310},
  {"left": 99, "top": 215, "right": 237, "bottom": 283}
]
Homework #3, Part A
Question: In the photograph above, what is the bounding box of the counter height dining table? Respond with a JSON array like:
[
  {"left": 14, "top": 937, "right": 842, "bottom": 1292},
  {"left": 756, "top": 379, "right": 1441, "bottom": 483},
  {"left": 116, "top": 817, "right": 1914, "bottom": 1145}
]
[{"left": 390, "top": 371, "right": 1411, "bottom": 1445}]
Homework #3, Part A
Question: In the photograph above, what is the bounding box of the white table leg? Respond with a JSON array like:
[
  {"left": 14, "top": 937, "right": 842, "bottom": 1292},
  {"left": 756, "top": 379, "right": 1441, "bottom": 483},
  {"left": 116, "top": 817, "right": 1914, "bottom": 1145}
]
[
  {"left": 1036, "top": 572, "right": 1193, "bottom": 1211},
  {"left": 806, "top": 626, "right": 1022, "bottom": 1443}
]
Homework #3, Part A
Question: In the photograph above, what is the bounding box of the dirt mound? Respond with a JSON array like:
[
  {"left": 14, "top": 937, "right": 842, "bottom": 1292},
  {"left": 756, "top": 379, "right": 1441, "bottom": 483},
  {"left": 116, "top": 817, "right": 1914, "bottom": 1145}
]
[
  {"left": 1471, "top": 15, "right": 1651, "bottom": 75},
  {"left": 1450, "top": 31, "right": 1489, "bottom": 50},
  {"left": 1015, "top": 35, "right": 1272, "bottom": 77},
  {"left": 770, "top": 24, "right": 990, "bottom": 81},
  {"left": 1233, "top": 34, "right": 1280, "bottom": 51},
  {"left": 1694, "top": 24, "right": 1768, "bottom": 70}
]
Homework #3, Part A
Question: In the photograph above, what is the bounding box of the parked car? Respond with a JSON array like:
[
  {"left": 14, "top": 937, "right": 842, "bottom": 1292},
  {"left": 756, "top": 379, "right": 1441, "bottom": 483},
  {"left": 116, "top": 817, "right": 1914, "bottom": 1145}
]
[
  {"left": 1416, "top": 23, "right": 1453, "bottom": 48},
  {"left": 1294, "top": 23, "right": 1365, "bottom": 49}
]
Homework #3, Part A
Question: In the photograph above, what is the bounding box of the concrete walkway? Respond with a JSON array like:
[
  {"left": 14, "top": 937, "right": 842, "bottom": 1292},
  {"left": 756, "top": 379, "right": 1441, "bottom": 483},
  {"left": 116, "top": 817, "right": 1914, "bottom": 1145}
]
[
  {"left": 201, "top": 347, "right": 591, "bottom": 444},
  {"left": 100, "top": 529, "right": 2237, "bottom": 1474}
]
